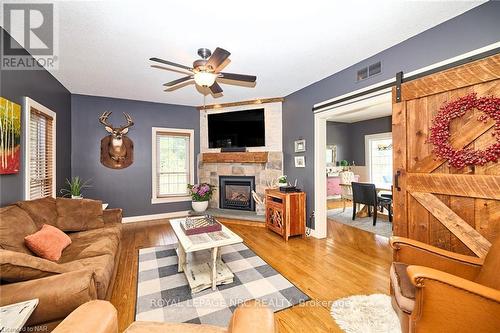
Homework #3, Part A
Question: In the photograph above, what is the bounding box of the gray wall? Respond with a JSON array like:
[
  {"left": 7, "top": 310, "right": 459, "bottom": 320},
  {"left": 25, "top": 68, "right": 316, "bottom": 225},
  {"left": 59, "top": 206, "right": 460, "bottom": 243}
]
[
  {"left": 350, "top": 117, "right": 392, "bottom": 165},
  {"left": 327, "top": 116, "right": 392, "bottom": 166},
  {"left": 71, "top": 94, "right": 199, "bottom": 217},
  {"left": 0, "top": 29, "right": 72, "bottom": 206},
  {"left": 282, "top": 1, "right": 500, "bottom": 228},
  {"left": 326, "top": 122, "right": 352, "bottom": 163}
]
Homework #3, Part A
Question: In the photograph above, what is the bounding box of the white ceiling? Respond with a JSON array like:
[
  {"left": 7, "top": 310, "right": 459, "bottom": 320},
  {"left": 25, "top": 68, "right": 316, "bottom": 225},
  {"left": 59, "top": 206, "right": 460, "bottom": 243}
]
[
  {"left": 326, "top": 93, "right": 392, "bottom": 123},
  {"left": 42, "top": 0, "right": 484, "bottom": 106}
]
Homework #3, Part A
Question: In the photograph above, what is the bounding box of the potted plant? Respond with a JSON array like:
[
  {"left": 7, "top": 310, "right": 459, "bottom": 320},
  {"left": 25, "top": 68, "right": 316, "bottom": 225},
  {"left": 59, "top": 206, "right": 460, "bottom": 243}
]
[
  {"left": 60, "top": 176, "right": 92, "bottom": 199},
  {"left": 278, "top": 175, "right": 288, "bottom": 188},
  {"left": 187, "top": 183, "right": 215, "bottom": 212},
  {"left": 340, "top": 160, "right": 350, "bottom": 171}
]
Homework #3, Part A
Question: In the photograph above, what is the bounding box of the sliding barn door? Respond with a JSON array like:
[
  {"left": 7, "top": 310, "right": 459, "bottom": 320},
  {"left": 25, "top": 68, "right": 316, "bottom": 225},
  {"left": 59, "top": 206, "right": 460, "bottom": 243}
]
[{"left": 392, "top": 54, "right": 500, "bottom": 257}]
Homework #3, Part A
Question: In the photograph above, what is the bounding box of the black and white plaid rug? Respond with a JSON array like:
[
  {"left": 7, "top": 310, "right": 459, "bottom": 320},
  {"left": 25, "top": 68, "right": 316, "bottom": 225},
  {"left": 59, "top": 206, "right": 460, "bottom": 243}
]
[{"left": 135, "top": 242, "right": 309, "bottom": 327}]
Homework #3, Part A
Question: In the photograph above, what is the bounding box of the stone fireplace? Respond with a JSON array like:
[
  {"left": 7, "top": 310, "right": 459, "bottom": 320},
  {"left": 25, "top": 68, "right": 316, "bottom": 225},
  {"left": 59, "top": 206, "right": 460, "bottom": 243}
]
[
  {"left": 198, "top": 151, "right": 283, "bottom": 210},
  {"left": 219, "top": 176, "right": 255, "bottom": 211}
]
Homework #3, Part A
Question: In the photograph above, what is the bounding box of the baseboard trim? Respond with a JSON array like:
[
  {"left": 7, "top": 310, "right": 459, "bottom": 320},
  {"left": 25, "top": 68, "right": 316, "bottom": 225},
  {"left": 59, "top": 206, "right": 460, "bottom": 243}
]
[
  {"left": 309, "top": 228, "right": 325, "bottom": 239},
  {"left": 122, "top": 211, "right": 190, "bottom": 223}
]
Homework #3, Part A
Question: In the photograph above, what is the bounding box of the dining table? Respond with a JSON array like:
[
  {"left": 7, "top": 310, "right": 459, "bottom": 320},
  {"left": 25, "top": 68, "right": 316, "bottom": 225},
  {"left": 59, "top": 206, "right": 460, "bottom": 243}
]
[{"left": 353, "top": 183, "right": 392, "bottom": 219}]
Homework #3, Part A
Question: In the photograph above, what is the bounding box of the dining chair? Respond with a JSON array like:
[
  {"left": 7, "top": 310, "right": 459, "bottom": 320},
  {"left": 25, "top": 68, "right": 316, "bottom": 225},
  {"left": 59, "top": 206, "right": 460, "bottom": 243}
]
[
  {"left": 351, "top": 182, "right": 392, "bottom": 225},
  {"left": 339, "top": 171, "right": 356, "bottom": 212}
]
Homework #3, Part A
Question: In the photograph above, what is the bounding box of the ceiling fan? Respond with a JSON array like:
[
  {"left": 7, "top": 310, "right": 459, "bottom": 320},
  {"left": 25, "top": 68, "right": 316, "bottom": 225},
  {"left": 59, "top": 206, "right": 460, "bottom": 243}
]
[{"left": 150, "top": 47, "right": 256, "bottom": 94}]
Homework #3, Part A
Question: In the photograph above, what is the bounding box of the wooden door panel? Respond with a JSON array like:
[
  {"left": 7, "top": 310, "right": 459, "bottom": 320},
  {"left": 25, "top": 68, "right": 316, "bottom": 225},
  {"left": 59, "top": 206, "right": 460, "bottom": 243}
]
[
  {"left": 392, "top": 99, "right": 408, "bottom": 237},
  {"left": 449, "top": 196, "right": 476, "bottom": 255},
  {"left": 475, "top": 199, "right": 500, "bottom": 241},
  {"left": 400, "top": 55, "right": 500, "bottom": 101},
  {"left": 406, "top": 174, "right": 500, "bottom": 199},
  {"left": 475, "top": 127, "right": 500, "bottom": 175},
  {"left": 410, "top": 192, "right": 490, "bottom": 257},
  {"left": 429, "top": 194, "right": 451, "bottom": 251},
  {"left": 392, "top": 54, "right": 500, "bottom": 256},
  {"left": 407, "top": 97, "right": 431, "bottom": 170},
  {"left": 407, "top": 195, "right": 430, "bottom": 243}
]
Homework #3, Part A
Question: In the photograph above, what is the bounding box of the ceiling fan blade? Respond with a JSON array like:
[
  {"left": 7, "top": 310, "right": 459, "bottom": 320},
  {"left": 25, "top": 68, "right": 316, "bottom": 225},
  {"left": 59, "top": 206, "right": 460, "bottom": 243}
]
[
  {"left": 151, "top": 65, "right": 192, "bottom": 75},
  {"left": 209, "top": 81, "right": 223, "bottom": 94},
  {"left": 206, "top": 48, "right": 231, "bottom": 70},
  {"left": 220, "top": 72, "right": 256, "bottom": 82},
  {"left": 163, "top": 76, "right": 193, "bottom": 87},
  {"left": 150, "top": 57, "right": 192, "bottom": 71}
]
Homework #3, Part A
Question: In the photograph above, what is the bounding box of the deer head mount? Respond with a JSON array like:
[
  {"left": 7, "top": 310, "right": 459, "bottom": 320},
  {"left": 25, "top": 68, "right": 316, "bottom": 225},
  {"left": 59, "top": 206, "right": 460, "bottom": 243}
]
[{"left": 99, "top": 111, "right": 134, "bottom": 169}]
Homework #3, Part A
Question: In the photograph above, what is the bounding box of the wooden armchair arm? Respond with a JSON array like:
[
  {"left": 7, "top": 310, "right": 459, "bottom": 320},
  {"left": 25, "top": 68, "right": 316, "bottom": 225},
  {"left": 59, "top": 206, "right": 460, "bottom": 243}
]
[
  {"left": 390, "top": 236, "right": 483, "bottom": 280},
  {"left": 407, "top": 266, "right": 500, "bottom": 333}
]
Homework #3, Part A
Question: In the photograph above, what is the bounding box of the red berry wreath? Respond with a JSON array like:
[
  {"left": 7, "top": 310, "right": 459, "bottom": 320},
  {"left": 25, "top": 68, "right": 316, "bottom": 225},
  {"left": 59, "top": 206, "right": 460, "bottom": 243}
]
[{"left": 428, "top": 93, "right": 500, "bottom": 169}]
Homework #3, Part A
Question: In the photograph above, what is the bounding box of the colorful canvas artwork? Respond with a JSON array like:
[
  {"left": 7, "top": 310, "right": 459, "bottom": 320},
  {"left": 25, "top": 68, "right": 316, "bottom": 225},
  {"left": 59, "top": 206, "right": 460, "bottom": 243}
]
[{"left": 0, "top": 97, "right": 21, "bottom": 174}]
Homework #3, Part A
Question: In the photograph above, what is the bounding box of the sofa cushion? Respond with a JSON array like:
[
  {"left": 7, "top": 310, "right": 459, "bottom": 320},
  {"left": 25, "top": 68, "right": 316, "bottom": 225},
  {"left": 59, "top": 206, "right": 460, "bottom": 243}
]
[
  {"left": 59, "top": 225, "right": 121, "bottom": 263},
  {"left": 0, "top": 205, "right": 38, "bottom": 254},
  {"left": 25, "top": 224, "right": 72, "bottom": 261},
  {"left": 475, "top": 236, "right": 500, "bottom": 290},
  {"left": 61, "top": 254, "right": 115, "bottom": 299},
  {"left": 56, "top": 198, "right": 104, "bottom": 232},
  {"left": 390, "top": 262, "right": 415, "bottom": 313},
  {"left": 0, "top": 249, "right": 67, "bottom": 282},
  {"left": 16, "top": 197, "right": 57, "bottom": 228}
]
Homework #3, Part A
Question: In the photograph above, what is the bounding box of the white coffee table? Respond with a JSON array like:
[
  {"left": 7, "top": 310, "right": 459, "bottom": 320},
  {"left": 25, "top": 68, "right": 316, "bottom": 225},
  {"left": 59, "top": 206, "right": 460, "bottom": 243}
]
[
  {"left": 0, "top": 299, "right": 38, "bottom": 332},
  {"left": 170, "top": 217, "right": 243, "bottom": 293}
]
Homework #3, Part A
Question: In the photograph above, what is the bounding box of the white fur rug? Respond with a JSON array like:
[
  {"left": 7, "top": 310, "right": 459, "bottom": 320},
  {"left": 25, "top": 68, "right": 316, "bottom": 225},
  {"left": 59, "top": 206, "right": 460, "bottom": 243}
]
[{"left": 331, "top": 294, "right": 401, "bottom": 333}]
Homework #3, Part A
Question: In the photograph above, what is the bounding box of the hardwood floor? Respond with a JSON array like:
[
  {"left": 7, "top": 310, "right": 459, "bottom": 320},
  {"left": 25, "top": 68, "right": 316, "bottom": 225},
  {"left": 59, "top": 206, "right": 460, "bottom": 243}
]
[
  {"left": 110, "top": 217, "right": 392, "bottom": 332},
  {"left": 327, "top": 199, "right": 345, "bottom": 210}
]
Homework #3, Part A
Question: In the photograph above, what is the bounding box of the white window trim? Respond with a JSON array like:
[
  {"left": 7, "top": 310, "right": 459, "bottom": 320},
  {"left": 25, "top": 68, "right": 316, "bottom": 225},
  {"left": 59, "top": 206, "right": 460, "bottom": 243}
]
[
  {"left": 365, "top": 132, "right": 392, "bottom": 183},
  {"left": 23, "top": 97, "right": 57, "bottom": 200},
  {"left": 151, "top": 127, "right": 195, "bottom": 204}
]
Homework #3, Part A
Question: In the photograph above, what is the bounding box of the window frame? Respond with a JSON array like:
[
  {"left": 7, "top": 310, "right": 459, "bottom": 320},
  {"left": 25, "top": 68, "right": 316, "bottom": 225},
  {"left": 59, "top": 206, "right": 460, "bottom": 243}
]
[
  {"left": 364, "top": 132, "right": 392, "bottom": 185},
  {"left": 23, "top": 97, "right": 56, "bottom": 200},
  {"left": 151, "top": 127, "right": 195, "bottom": 204}
]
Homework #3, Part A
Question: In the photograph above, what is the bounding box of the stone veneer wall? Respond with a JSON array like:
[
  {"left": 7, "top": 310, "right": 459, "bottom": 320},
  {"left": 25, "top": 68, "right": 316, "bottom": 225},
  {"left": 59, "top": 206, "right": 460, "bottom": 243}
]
[{"left": 198, "top": 152, "right": 283, "bottom": 209}]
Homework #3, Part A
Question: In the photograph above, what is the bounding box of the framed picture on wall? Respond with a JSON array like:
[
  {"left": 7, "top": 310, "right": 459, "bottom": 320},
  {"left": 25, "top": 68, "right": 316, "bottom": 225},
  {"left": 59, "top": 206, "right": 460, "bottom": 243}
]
[
  {"left": 294, "top": 139, "right": 306, "bottom": 152},
  {"left": 0, "top": 97, "right": 21, "bottom": 174},
  {"left": 295, "top": 155, "right": 305, "bottom": 168}
]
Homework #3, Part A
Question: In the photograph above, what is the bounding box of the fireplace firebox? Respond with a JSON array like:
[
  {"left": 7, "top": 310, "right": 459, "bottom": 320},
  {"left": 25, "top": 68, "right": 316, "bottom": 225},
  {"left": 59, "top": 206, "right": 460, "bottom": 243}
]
[{"left": 219, "top": 176, "right": 255, "bottom": 211}]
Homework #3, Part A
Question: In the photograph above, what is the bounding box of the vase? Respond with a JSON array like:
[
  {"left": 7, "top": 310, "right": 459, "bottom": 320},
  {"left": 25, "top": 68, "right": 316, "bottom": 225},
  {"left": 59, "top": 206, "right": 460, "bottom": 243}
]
[
  {"left": 192, "top": 200, "right": 209, "bottom": 212},
  {"left": 71, "top": 195, "right": 83, "bottom": 199}
]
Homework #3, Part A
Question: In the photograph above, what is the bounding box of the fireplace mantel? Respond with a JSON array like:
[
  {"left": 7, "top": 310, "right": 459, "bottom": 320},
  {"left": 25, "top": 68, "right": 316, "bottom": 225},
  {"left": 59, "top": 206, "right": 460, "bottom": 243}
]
[{"left": 201, "top": 152, "right": 268, "bottom": 163}]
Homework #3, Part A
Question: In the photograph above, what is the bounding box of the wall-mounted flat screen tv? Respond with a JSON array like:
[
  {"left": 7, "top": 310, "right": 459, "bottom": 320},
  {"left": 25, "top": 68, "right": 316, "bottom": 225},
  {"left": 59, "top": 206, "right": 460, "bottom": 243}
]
[{"left": 208, "top": 108, "right": 265, "bottom": 148}]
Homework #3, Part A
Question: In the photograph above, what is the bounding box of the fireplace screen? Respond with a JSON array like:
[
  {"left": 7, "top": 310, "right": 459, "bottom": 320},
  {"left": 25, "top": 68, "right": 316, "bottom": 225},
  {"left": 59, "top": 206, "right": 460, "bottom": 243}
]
[
  {"left": 225, "top": 185, "right": 251, "bottom": 207},
  {"left": 219, "top": 176, "right": 255, "bottom": 211}
]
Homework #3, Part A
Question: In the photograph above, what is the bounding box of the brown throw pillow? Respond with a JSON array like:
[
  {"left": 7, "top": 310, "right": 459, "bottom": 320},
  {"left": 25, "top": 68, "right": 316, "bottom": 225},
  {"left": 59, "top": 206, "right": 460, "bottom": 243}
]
[
  {"left": 16, "top": 197, "right": 58, "bottom": 228},
  {"left": 0, "top": 205, "right": 38, "bottom": 254},
  {"left": 56, "top": 198, "right": 104, "bottom": 231},
  {"left": 0, "top": 249, "right": 68, "bottom": 282}
]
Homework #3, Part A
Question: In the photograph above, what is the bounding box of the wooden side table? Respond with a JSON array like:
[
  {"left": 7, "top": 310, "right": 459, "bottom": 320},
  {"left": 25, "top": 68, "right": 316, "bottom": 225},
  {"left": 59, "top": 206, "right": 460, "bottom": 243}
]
[{"left": 265, "top": 189, "right": 306, "bottom": 241}]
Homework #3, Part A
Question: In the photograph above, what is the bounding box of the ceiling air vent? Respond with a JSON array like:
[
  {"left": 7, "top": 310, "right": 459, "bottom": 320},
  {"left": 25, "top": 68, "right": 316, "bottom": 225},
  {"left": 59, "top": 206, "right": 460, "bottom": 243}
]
[{"left": 356, "top": 61, "right": 382, "bottom": 82}]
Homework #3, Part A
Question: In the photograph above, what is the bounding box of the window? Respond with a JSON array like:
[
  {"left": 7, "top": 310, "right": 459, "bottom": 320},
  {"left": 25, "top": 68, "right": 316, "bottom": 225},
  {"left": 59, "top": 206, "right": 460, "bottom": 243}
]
[
  {"left": 24, "top": 98, "right": 56, "bottom": 200},
  {"left": 152, "top": 127, "right": 194, "bottom": 204},
  {"left": 365, "top": 132, "right": 392, "bottom": 186}
]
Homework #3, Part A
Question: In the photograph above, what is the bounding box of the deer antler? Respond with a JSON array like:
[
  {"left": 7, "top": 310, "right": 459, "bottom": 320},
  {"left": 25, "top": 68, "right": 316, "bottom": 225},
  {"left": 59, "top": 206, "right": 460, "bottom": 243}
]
[
  {"left": 99, "top": 111, "right": 113, "bottom": 127},
  {"left": 119, "top": 112, "right": 134, "bottom": 131}
]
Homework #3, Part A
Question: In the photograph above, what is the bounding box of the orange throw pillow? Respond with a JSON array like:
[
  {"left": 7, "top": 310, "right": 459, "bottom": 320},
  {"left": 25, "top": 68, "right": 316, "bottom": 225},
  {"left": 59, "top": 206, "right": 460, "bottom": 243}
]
[{"left": 24, "top": 225, "right": 72, "bottom": 261}]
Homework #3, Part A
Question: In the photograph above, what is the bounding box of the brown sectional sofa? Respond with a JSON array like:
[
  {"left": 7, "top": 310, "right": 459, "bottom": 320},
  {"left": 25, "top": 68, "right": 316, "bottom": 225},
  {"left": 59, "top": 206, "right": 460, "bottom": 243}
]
[{"left": 0, "top": 197, "right": 123, "bottom": 331}]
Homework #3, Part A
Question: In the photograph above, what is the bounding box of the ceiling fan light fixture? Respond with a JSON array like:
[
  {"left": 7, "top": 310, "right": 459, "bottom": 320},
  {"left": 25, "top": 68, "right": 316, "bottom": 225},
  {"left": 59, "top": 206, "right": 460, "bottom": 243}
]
[{"left": 194, "top": 72, "right": 217, "bottom": 87}]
